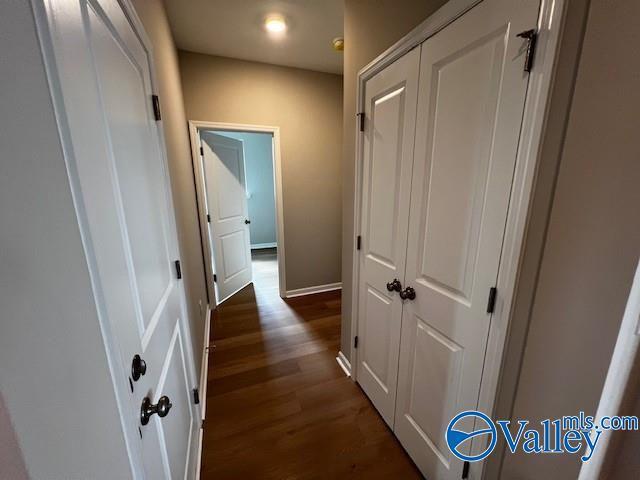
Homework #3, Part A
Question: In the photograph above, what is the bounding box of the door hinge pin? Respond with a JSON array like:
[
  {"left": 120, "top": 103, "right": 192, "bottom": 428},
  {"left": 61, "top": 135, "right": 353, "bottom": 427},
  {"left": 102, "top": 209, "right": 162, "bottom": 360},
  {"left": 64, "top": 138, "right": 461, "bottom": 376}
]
[
  {"left": 193, "top": 388, "right": 200, "bottom": 405},
  {"left": 486, "top": 287, "right": 497, "bottom": 313},
  {"left": 517, "top": 29, "right": 537, "bottom": 73},
  {"left": 356, "top": 235, "right": 362, "bottom": 250},
  {"left": 354, "top": 336, "right": 359, "bottom": 349},
  {"left": 174, "top": 259, "right": 182, "bottom": 279},
  {"left": 462, "top": 460, "right": 470, "bottom": 479},
  {"left": 213, "top": 273, "right": 217, "bottom": 283},
  {"left": 200, "top": 146, "right": 204, "bottom": 156},
  {"left": 207, "top": 214, "right": 211, "bottom": 223},
  {"left": 357, "top": 112, "right": 365, "bottom": 132},
  {"left": 151, "top": 94, "right": 161, "bottom": 121}
]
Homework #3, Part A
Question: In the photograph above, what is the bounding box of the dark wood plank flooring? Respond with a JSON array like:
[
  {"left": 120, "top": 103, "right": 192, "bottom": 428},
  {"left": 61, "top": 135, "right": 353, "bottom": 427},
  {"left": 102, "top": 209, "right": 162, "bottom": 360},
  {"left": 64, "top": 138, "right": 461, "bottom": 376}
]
[{"left": 200, "top": 255, "right": 421, "bottom": 479}]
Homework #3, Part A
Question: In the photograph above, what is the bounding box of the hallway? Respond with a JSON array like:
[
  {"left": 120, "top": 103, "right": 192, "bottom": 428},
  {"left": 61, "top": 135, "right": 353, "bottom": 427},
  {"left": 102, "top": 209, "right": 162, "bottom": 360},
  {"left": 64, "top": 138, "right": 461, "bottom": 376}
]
[{"left": 200, "top": 270, "right": 422, "bottom": 478}]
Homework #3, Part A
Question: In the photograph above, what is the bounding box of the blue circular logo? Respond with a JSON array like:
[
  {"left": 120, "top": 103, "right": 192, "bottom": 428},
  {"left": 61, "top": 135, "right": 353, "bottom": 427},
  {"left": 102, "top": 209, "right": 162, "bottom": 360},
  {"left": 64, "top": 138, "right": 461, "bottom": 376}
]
[{"left": 446, "top": 411, "right": 497, "bottom": 462}]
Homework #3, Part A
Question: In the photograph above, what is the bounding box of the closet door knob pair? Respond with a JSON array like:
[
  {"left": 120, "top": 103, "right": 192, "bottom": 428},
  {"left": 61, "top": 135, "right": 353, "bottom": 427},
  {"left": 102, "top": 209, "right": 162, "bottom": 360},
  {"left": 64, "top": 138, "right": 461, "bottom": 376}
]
[{"left": 386, "top": 279, "right": 416, "bottom": 301}]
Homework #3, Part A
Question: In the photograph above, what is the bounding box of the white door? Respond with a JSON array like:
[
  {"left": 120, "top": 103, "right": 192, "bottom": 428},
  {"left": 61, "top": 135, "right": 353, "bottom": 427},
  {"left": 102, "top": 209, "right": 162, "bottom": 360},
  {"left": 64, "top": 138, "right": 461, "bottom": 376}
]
[
  {"left": 356, "top": 48, "right": 420, "bottom": 426},
  {"left": 393, "top": 0, "right": 540, "bottom": 478},
  {"left": 201, "top": 132, "right": 253, "bottom": 304},
  {"left": 41, "top": 0, "right": 199, "bottom": 478}
]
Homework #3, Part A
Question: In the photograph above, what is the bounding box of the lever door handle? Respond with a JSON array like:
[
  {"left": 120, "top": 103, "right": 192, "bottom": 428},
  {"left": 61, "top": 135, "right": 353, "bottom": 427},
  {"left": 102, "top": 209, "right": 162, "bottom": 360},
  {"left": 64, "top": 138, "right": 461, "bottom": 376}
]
[
  {"left": 399, "top": 286, "right": 416, "bottom": 301},
  {"left": 245, "top": 219, "right": 251, "bottom": 224}
]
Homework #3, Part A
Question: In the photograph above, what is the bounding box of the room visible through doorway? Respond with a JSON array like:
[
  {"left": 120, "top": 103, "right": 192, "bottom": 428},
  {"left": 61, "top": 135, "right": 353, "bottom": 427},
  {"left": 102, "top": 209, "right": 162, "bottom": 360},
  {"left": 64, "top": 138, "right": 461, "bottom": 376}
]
[{"left": 194, "top": 124, "right": 285, "bottom": 305}]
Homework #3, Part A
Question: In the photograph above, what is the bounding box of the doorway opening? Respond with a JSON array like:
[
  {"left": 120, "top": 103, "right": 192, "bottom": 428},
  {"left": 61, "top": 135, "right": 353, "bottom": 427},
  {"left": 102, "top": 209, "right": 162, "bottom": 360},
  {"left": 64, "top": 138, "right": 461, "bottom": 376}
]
[{"left": 189, "top": 122, "right": 286, "bottom": 306}]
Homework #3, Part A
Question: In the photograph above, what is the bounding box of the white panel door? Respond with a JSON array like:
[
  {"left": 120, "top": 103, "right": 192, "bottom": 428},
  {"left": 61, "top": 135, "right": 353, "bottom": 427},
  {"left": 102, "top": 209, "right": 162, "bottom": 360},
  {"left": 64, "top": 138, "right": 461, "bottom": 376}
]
[
  {"left": 201, "top": 132, "right": 253, "bottom": 304},
  {"left": 393, "top": 1, "right": 540, "bottom": 478},
  {"left": 356, "top": 48, "right": 420, "bottom": 426},
  {"left": 41, "top": 0, "right": 199, "bottom": 478}
]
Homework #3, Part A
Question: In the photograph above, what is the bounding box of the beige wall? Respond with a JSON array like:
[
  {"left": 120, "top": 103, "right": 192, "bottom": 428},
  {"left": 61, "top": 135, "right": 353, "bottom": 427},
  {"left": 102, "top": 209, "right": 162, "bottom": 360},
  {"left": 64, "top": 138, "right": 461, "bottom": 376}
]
[
  {"left": 178, "top": 52, "right": 343, "bottom": 291},
  {"left": 501, "top": 0, "right": 640, "bottom": 477},
  {"left": 341, "top": 0, "right": 448, "bottom": 358},
  {"left": 131, "top": 0, "right": 208, "bottom": 378}
]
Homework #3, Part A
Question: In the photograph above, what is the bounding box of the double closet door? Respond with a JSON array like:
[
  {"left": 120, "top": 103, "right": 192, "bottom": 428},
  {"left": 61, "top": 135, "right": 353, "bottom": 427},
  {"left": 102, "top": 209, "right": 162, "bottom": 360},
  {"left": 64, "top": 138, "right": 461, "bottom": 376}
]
[{"left": 356, "top": 0, "right": 539, "bottom": 478}]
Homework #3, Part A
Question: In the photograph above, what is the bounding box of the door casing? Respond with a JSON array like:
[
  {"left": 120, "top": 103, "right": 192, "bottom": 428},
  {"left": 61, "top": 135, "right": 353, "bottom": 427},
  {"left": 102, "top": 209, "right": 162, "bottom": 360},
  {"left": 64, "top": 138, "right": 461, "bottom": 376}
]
[
  {"left": 188, "top": 121, "right": 286, "bottom": 304},
  {"left": 349, "top": 0, "right": 571, "bottom": 477}
]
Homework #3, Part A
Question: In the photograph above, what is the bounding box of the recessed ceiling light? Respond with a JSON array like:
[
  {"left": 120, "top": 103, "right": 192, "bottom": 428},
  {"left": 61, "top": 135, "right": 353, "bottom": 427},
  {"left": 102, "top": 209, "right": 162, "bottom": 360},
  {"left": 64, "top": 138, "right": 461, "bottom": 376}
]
[{"left": 265, "top": 16, "right": 286, "bottom": 33}]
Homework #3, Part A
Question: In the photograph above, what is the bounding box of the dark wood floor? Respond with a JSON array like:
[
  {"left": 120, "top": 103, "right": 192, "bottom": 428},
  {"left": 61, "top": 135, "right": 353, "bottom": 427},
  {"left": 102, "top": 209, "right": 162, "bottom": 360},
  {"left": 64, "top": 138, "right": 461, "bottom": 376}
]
[{"left": 200, "top": 254, "right": 422, "bottom": 479}]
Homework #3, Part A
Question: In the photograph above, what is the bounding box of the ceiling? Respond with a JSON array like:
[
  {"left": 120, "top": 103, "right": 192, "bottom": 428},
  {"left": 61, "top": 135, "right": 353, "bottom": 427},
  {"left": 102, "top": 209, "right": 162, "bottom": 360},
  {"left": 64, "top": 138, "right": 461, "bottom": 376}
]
[{"left": 163, "top": 0, "right": 344, "bottom": 74}]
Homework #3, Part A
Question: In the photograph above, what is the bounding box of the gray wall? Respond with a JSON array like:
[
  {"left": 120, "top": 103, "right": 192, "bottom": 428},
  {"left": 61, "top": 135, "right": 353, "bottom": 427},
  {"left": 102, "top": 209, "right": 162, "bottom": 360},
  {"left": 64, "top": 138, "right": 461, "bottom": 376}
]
[
  {"left": 0, "top": 1, "right": 131, "bottom": 477},
  {"left": 131, "top": 0, "right": 208, "bottom": 379},
  {"left": 179, "top": 52, "right": 343, "bottom": 290},
  {"left": 341, "top": 0, "right": 448, "bottom": 359},
  {"left": 218, "top": 131, "right": 277, "bottom": 247}
]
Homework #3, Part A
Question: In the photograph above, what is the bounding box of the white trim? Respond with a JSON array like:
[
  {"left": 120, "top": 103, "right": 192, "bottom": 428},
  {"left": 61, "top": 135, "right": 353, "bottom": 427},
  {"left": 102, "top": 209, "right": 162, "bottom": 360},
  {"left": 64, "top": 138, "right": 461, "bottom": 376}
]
[
  {"left": 194, "top": 304, "right": 211, "bottom": 480},
  {"left": 348, "top": 0, "right": 569, "bottom": 478},
  {"left": 188, "top": 121, "right": 287, "bottom": 302},
  {"left": 285, "top": 282, "right": 342, "bottom": 298},
  {"left": 199, "top": 306, "right": 211, "bottom": 422},
  {"left": 251, "top": 242, "right": 277, "bottom": 250},
  {"left": 578, "top": 259, "right": 640, "bottom": 479},
  {"left": 336, "top": 351, "right": 351, "bottom": 377}
]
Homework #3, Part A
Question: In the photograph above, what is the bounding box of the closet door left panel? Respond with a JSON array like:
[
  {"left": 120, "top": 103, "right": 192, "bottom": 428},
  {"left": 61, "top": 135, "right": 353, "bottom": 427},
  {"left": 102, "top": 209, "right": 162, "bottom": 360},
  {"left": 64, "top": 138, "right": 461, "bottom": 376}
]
[{"left": 356, "top": 47, "right": 420, "bottom": 426}]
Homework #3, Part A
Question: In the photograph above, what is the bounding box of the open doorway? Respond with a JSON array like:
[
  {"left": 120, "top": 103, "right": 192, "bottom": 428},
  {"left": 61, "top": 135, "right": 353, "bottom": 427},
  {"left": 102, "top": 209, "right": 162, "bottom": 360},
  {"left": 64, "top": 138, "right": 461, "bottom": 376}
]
[{"left": 189, "top": 122, "right": 286, "bottom": 306}]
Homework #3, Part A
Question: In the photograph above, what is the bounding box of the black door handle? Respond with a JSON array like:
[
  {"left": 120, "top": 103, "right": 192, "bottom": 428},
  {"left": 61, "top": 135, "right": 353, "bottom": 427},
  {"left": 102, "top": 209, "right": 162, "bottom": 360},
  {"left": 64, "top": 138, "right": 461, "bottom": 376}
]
[
  {"left": 399, "top": 287, "right": 416, "bottom": 301},
  {"left": 245, "top": 219, "right": 251, "bottom": 224},
  {"left": 140, "top": 395, "right": 172, "bottom": 425},
  {"left": 131, "top": 354, "right": 146, "bottom": 381},
  {"left": 386, "top": 279, "right": 402, "bottom": 292}
]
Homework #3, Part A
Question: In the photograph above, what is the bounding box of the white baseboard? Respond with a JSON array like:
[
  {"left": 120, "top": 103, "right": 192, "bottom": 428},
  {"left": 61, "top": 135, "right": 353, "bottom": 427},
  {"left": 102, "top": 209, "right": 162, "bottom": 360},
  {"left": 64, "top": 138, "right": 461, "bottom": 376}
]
[
  {"left": 195, "top": 305, "right": 211, "bottom": 479},
  {"left": 251, "top": 242, "right": 277, "bottom": 249},
  {"left": 285, "top": 282, "right": 342, "bottom": 298},
  {"left": 336, "top": 351, "right": 351, "bottom": 377}
]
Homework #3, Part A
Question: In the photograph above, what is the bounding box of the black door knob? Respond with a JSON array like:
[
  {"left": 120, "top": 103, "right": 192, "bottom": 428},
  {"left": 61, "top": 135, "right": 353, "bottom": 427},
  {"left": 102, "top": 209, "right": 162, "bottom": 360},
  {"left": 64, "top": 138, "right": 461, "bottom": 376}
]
[
  {"left": 245, "top": 219, "right": 251, "bottom": 224},
  {"left": 386, "top": 279, "right": 402, "bottom": 292},
  {"left": 140, "top": 395, "right": 172, "bottom": 426},
  {"left": 399, "top": 286, "right": 416, "bottom": 301},
  {"left": 131, "top": 354, "right": 146, "bottom": 381}
]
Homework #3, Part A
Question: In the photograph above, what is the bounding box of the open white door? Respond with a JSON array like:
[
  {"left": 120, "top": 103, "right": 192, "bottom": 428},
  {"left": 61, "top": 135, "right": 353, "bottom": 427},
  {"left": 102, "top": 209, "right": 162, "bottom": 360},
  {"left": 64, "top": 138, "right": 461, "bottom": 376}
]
[
  {"left": 393, "top": 0, "right": 540, "bottom": 478},
  {"left": 39, "top": 0, "right": 200, "bottom": 478},
  {"left": 201, "top": 132, "right": 253, "bottom": 304},
  {"left": 356, "top": 48, "right": 420, "bottom": 426}
]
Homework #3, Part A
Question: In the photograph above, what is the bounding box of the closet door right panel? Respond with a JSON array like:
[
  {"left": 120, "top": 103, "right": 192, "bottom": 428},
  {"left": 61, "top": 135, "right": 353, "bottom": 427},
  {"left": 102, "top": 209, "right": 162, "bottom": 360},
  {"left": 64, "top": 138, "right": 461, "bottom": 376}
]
[{"left": 393, "top": 0, "right": 540, "bottom": 478}]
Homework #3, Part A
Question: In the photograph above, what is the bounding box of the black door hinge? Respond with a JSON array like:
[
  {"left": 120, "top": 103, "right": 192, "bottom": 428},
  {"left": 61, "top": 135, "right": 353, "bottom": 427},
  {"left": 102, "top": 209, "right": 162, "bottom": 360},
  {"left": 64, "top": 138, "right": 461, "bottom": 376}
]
[
  {"left": 213, "top": 274, "right": 217, "bottom": 283},
  {"left": 193, "top": 388, "right": 200, "bottom": 405},
  {"left": 357, "top": 112, "right": 365, "bottom": 132},
  {"left": 486, "top": 287, "right": 497, "bottom": 313},
  {"left": 200, "top": 146, "right": 204, "bottom": 156},
  {"left": 462, "top": 461, "right": 470, "bottom": 479},
  {"left": 207, "top": 214, "right": 211, "bottom": 223},
  {"left": 174, "top": 260, "right": 182, "bottom": 279},
  {"left": 152, "top": 94, "right": 161, "bottom": 121},
  {"left": 354, "top": 336, "right": 359, "bottom": 349},
  {"left": 517, "top": 29, "right": 537, "bottom": 73},
  {"left": 356, "top": 235, "right": 362, "bottom": 250}
]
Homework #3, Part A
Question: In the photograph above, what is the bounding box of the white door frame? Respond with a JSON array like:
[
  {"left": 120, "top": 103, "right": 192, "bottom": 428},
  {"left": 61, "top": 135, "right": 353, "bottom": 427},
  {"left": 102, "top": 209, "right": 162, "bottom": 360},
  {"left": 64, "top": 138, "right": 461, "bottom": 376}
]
[
  {"left": 349, "top": 0, "right": 570, "bottom": 477},
  {"left": 188, "top": 121, "right": 286, "bottom": 303}
]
